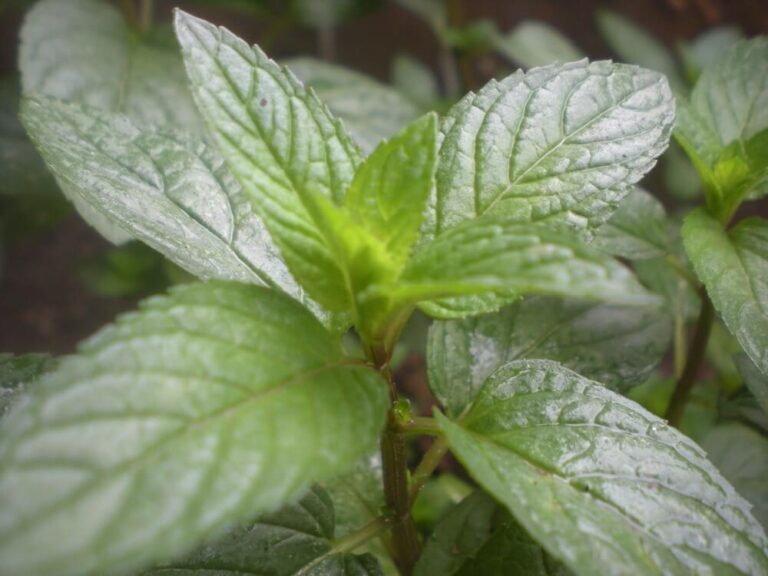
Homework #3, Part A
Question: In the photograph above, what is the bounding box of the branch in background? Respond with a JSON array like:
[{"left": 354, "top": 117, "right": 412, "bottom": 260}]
[{"left": 665, "top": 295, "right": 715, "bottom": 427}]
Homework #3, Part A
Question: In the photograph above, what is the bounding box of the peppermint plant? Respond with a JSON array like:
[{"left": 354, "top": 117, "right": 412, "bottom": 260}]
[{"left": 2, "top": 7, "right": 768, "bottom": 576}]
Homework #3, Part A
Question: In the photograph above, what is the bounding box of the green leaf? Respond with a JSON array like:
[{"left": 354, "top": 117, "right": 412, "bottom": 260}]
[
  {"left": 411, "top": 474, "right": 472, "bottom": 532},
  {"left": 428, "top": 295, "right": 670, "bottom": 415},
  {"left": 19, "top": 96, "right": 318, "bottom": 313},
  {"left": 593, "top": 187, "right": 671, "bottom": 260},
  {"left": 175, "top": 11, "right": 363, "bottom": 311},
  {"left": 323, "top": 453, "right": 398, "bottom": 575},
  {"left": 0, "top": 282, "right": 388, "bottom": 576},
  {"left": 380, "top": 215, "right": 657, "bottom": 319},
  {"left": 437, "top": 360, "right": 768, "bottom": 575},
  {"left": 678, "top": 26, "right": 745, "bottom": 84},
  {"left": 682, "top": 210, "right": 768, "bottom": 377},
  {"left": 391, "top": 55, "right": 439, "bottom": 110},
  {"left": 145, "top": 485, "right": 384, "bottom": 576},
  {"left": 423, "top": 59, "right": 674, "bottom": 243},
  {"left": 662, "top": 141, "right": 702, "bottom": 200},
  {"left": 286, "top": 58, "right": 420, "bottom": 153},
  {"left": 415, "top": 490, "right": 569, "bottom": 576},
  {"left": 595, "top": 9, "right": 685, "bottom": 94},
  {"left": 702, "top": 423, "right": 768, "bottom": 530},
  {"left": 346, "top": 113, "right": 437, "bottom": 270},
  {"left": 496, "top": 21, "right": 584, "bottom": 69},
  {"left": 19, "top": 0, "right": 202, "bottom": 244},
  {"left": 736, "top": 354, "right": 768, "bottom": 416},
  {"left": 683, "top": 37, "right": 768, "bottom": 156},
  {"left": 0, "top": 354, "right": 56, "bottom": 416}
]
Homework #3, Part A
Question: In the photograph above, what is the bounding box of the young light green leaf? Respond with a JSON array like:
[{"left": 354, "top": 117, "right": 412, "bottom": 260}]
[
  {"left": 378, "top": 216, "right": 658, "bottom": 319},
  {"left": 593, "top": 187, "right": 671, "bottom": 260},
  {"left": 678, "top": 26, "right": 745, "bottom": 83},
  {"left": 19, "top": 0, "right": 202, "bottom": 244},
  {"left": 437, "top": 360, "right": 768, "bottom": 575},
  {"left": 0, "top": 282, "right": 388, "bottom": 576},
  {"left": 735, "top": 354, "right": 768, "bottom": 416},
  {"left": 20, "top": 96, "right": 313, "bottom": 312},
  {"left": 702, "top": 423, "right": 768, "bottom": 530},
  {"left": 175, "top": 11, "right": 362, "bottom": 311},
  {"left": 145, "top": 485, "right": 384, "bottom": 576},
  {"left": 345, "top": 113, "right": 437, "bottom": 270},
  {"left": 428, "top": 295, "right": 671, "bottom": 415},
  {"left": 423, "top": 59, "right": 674, "bottom": 242},
  {"left": 595, "top": 9, "right": 685, "bottom": 94},
  {"left": 415, "top": 491, "right": 570, "bottom": 576},
  {"left": 496, "top": 20, "right": 584, "bottom": 69},
  {"left": 286, "top": 58, "right": 421, "bottom": 153},
  {"left": 682, "top": 210, "right": 768, "bottom": 376}
]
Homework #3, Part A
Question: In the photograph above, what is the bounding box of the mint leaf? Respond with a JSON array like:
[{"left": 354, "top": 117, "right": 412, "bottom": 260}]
[
  {"left": 735, "top": 354, "right": 768, "bottom": 416},
  {"left": 682, "top": 210, "right": 768, "bottom": 376},
  {"left": 286, "top": 58, "right": 421, "bottom": 153},
  {"left": 423, "top": 59, "right": 674, "bottom": 242},
  {"left": 146, "top": 485, "right": 383, "bottom": 576},
  {"left": 684, "top": 38, "right": 768, "bottom": 157},
  {"left": 392, "top": 55, "right": 439, "bottom": 110},
  {"left": 702, "top": 423, "right": 768, "bottom": 530},
  {"left": 415, "top": 491, "right": 569, "bottom": 576},
  {"left": 0, "top": 283, "right": 387, "bottom": 575},
  {"left": 593, "top": 188, "right": 671, "bottom": 260},
  {"left": 346, "top": 113, "right": 437, "bottom": 270},
  {"left": 20, "top": 97, "right": 313, "bottom": 312},
  {"left": 679, "top": 26, "right": 745, "bottom": 83},
  {"left": 437, "top": 360, "right": 768, "bottom": 575},
  {"left": 595, "top": 9, "right": 685, "bottom": 94},
  {"left": 19, "top": 0, "right": 201, "bottom": 244},
  {"left": 175, "top": 11, "right": 362, "bottom": 311},
  {"left": 428, "top": 296, "right": 670, "bottom": 415},
  {"left": 0, "top": 354, "right": 56, "bottom": 416},
  {"left": 381, "top": 216, "right": 657, "bottom": 318},
  {"left": 496, "top": 21, "right": 584, "bottom": 69}
]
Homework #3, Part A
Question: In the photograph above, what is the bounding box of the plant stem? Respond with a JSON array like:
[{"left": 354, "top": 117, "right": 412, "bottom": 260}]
[
  {"left": 665, "top": 295, "right": 714, "bottom": 427},
  {"left": 139, "top": 0, "right": 153, "bottom": 33},
  {"left": 664, "top": 254, "right": 700, "bottom": 289},
  {"left": 408, "top": 436, "right": 449, "bottom": 505},
  {"left": 332, "top": 516, "right": 391, "bottom": 554},
  {"left": 369, "top": 345, "right": 421, "bottom": 575},
  {"left": 396, "top": 416, "right": 442, "bottom": 437}
]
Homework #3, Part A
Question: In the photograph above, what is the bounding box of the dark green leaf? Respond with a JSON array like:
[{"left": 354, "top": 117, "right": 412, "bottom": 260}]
[
  {"left": 415, "top": 491, "right": 569, "bottom": 576},
  {"left": 0, "top": 354, "right": 56, "bottom": 416},
  {"left": 428, "top": 295, "right": 670, "bottom": 415},
  {"left": 736, "top": 354, "right": 768, "bottom": 416},
  {"left": 593, "top": 187, "right": 671, "bottom": 260},
  {"left": 0, "top": 282, "right": 388, "bottom": 575},
  {"left": 146, "top": 485, "right": 383, "bottom": 576},
  {"left": 437, "top": 360, "right": 768, "bottom": 575},
  {"left": 682, "top": 210, "right": 768, "bottom": 376},
  {"left": 423, "top": 59, "right": 674, "bottom": 242},
  {"left": 702, "top": 423, "right": 768, "bottom": 530}
]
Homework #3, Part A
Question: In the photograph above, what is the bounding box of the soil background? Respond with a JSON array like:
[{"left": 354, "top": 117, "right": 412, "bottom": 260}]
[{"left": 1, "top": 0, "right": 767, "bottom": 354}]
